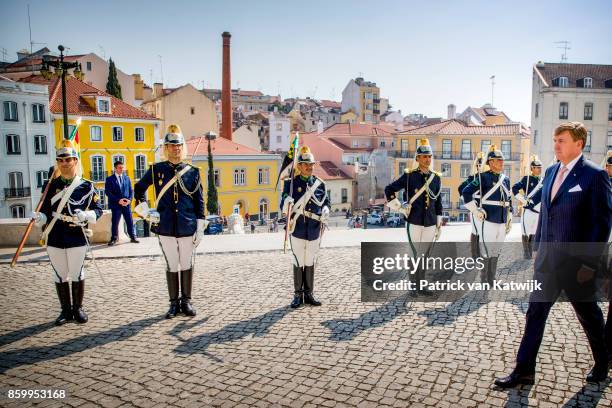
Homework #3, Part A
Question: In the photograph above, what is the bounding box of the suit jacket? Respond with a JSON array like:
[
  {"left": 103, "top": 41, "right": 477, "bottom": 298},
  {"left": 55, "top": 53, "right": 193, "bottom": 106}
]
[
  {"left": 105, "top": 173, "right": 133, "bottom": 210},
  {"left": 533, "top": 155, "right": 611, "bottom": 298}
]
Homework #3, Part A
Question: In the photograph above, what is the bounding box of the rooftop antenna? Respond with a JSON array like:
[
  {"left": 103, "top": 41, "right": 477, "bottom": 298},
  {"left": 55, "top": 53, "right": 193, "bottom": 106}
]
[
  {"left": 277, "top": 81, "right": 281, "bottom": 96},
  {"left": 158, "top": 55, "right": 164, "bottom": 84},
  {"left": 554, "top": 41, "right": 571, "bottom": 63},
  {"left": 98, "top": 45, "right": 106, "bottom": 60},
  {"left": 149, "top": 68, "right": 153, "bottom": 86},
  {"left": 489, "top": 75, "right": 495, "bottom": 107}
]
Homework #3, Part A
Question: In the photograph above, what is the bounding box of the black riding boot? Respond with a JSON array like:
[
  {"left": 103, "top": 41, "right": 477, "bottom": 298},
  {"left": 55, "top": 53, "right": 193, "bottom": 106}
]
[
  {"left": 166, "top": 271, "right": 180, "bottom": 318},
  {"left": 71, "top": 280, "right": 88, "bottom": 323},
  {"left": 415, "top": 267, "right": 433, "bottom": 296},
  {"left": 487, "top": 257, "right": 498, "bottom": 286},
  {"left": 180, "top": 268, "right": 196, "bottom": 317},
  {"left": 55, "top": 282, "right": 73, "bottom": 325},
  {"left": 521, "top": 235, "right": 531, "bottom": 259},
  {"left": 470, "top": 233, "right": 481, "bottom": 259},
  {"left": 290, "top": 265, "right": 304, "bottom": 308},
  {"left": 527, "top": 235, "right": 534, "bottom": 259},
  {"left": 303, "top": 265, "right": 322, "bottom": 306}
]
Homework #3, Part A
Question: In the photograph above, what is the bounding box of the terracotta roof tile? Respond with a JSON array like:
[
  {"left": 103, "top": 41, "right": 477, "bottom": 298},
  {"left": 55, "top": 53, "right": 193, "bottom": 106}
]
[
  {"left": 534, "top": 62, "right": 612, "bottom": 88},
  {"left": 313, "top": 161, "right": 351, "bottom": 180},
  {"left": 399, "top": 119, "right": 523, "bottom": 136},
  {"left": 186, "top": 136, "right": 267, "bottom": 156},
  {"left": 20, "top": 75, "right": 157, "bottom": 120}
]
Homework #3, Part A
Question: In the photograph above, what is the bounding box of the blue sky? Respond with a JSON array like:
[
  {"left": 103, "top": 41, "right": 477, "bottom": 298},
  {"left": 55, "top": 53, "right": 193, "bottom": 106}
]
[{"left": 2, "top": 0, "right": 611, "bottom": 124}]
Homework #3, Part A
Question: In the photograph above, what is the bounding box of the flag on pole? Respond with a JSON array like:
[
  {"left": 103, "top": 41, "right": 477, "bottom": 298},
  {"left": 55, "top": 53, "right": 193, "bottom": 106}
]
[{"left": 275, "top": 132, "right": 300, "bottom": 190}]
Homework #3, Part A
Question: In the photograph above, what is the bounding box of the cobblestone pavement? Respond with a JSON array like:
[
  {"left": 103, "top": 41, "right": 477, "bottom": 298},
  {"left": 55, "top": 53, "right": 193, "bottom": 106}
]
[{"left": 0, "top": 248, "right": 610, "bottom": 407}]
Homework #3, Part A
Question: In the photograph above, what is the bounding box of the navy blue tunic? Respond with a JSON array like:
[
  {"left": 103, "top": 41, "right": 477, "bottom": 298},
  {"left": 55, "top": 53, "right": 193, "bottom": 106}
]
[
  {"left": 280, "top": 175, "right": 330, "bottom": 241},
  {"left": 462, "top": 171, "right": 512, "bottom": 224},
  {"left": 512, "top": 175, "right": 543, "bottom": 212},
  {"left": 385, "top": 170, "right": 442, "bottom": 227},
  {"left": 134, "top": 161, "right": 205, "bottom": 237},
  {"left": 40, "top": 177, "right": 103, "bottom": 248}
]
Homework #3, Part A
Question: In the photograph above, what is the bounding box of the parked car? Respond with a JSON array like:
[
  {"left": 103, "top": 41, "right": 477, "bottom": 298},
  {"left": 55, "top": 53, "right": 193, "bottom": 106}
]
[
  {"left": 204, "top": 215, "right": 224, "bottom": 235},
  {"left": 367, "top": 213, "right": 383, "bottom": 225},
  {"left": 386, "top": 213, "right": 404, "bottom": 227}
]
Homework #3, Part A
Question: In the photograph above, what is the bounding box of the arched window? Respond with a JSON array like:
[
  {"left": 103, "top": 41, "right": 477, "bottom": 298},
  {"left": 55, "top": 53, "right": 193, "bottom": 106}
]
[{"left": 10, "top": 204, "right": 25, "bottom": 218}]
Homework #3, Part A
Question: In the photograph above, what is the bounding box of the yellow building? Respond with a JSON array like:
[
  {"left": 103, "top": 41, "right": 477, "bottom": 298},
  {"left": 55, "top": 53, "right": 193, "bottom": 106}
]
[
  {"left": 340, "top": 110, "right": 358, "bottom": 124},
  {"left": 186, "top": 136, "right": 281, "bottom": 221},
  {"left": 40, "top": 75, "right": 161, "bottom": 208},
  {"left": 392, "top": 119, "right": 530, "bottom": 221},
  {"left": 341, "top": 77, "right": 381, "bottom": 123}
]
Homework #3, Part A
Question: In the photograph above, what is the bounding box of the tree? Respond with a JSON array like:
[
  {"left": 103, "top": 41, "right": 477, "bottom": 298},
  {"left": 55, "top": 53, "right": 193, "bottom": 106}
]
[
  {"left": 206, "top": 139, "right": 219, "bottom": 215},
  {"left": 106, "top": 58, "right": 122, "bottom": 100}
]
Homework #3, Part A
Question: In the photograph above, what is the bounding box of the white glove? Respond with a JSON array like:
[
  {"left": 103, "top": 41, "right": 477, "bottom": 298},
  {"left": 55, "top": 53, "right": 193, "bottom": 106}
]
[
  {"left": 193, "top": 219, "right": 205, "bottom": 247},
  {"left": 282, "top": 196, "right": 294, "bottom": 215},
  {"left": 387, "top": 198, "right": 402, "bottom": 211},
  {"left": 75, "top": 209, "right": 97, "bottom": 224},
  {"left": 148, "top": 209, "right": 160, "bottom": 224},
  {"left": 31, "top": 211, "right": 47, "bottom": 226},
  {"left": 515, "top": 194, "right": 528, "bottom": 206},
  {"left": 321, "top": 206, "right": 330, "bottom": 223},
  {"left": 400, "top": 203, "right": 411, "bottom": 217},
  {"left": 464, "top": 200, "right": 486, "bottom": 221}
]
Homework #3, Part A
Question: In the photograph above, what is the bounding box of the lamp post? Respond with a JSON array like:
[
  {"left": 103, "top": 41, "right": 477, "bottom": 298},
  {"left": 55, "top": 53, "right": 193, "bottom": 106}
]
[{"left": 40, "top": 45, "right": 83, "bottom": 140}]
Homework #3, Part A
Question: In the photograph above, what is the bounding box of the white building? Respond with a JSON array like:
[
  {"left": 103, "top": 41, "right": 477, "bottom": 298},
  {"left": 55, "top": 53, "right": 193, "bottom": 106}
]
[
  {"left": 268, "top": 112, "right": 291, "bottom": 152},
  {"left": 531, "top": 62, "right": 612, "bottom": 166},
  {"left": 0, "top": 78, "right": 54, "bottom": 218}
]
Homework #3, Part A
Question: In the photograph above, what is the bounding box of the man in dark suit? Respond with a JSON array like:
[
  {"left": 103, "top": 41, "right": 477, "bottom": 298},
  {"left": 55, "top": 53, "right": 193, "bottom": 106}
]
[
  {"left": 105, "top": 161, "right": 139, "bottom": 245},
  {"left": 495, "top": 122, "right": 612, "bottom": 387}
]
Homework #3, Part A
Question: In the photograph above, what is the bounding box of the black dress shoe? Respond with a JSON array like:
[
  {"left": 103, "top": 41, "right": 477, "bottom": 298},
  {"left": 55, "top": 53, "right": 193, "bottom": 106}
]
[
  {"left": 130, "top": 238, "right": 140, "bottom": 243},
  {"left": 586, "top": 365, "right": 608, "bottom": 382},
  {"left": 494, "top": 371, "right": 535, "bottom": 388},
  {"left": 108, "top": 239, "right": 117, "bottom": 246}
]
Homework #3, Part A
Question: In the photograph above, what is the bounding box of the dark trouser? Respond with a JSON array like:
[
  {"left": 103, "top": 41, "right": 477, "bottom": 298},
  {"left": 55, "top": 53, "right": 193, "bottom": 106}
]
[
  {"left": 111, "top": 205, "right": 136, "bottom": 239},
  {"left": 516, "top": 300, "right": 607, "bottom": 373}
]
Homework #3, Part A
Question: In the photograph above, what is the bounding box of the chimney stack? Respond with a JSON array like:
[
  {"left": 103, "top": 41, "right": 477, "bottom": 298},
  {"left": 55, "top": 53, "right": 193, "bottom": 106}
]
[
  {"left": 221, "top": 31, "right": 233, "bottom": 140},
  {"left": 153, "top": 82, "right": 163, "bottom": 98},
  {"left": 447, "top": 104, "right": 456, "bottom": 120}
]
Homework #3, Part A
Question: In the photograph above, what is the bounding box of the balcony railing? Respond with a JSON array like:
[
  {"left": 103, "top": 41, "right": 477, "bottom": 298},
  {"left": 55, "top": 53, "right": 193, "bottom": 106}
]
[
  {"left": 90, "top": 171, "right": 108, "bottom": 182},
  {"left": 133, "top": 169, "right": 147, "bottom": 180},
  {"left": 389, "top": 150, "right": 521, "bottom": 161},
  {"left": 4, "top": 187, "right": 31, "bottom": 199}
]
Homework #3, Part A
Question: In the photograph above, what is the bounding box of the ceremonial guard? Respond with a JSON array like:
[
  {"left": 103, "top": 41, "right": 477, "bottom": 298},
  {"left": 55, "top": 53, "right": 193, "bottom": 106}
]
[
  {"left": 458, "top": 153, "right": 484, "bottom": 258},
  {"left": 462, "top": 145, "right": 512, "bottom": 284},
  {"left": 280, "top": 146, "right": 330, "bottom": 308},
  {"left": 512, "top": 156, "right": 543, "bottom": 259},
  {"left": 385, "top": 139, "right": 442, "bottom": 295},
  {"left": 134, "top": 125, "right": 205, "bottom": 319},
  {"left": 32, "top": 141, "right": 103, "bottom": 325}
]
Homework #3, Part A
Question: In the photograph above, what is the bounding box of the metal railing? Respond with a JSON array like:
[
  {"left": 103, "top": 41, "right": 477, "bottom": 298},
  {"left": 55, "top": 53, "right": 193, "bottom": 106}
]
[
  {"left": 4, "top": 187, "right": 31, "bottom": 199},
  {"left": 90, "top": 170, "right": 108, "bottom": 182}
]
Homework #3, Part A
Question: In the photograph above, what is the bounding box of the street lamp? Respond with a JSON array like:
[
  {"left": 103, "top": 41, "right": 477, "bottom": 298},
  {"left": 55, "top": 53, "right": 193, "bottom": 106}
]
[{"left": 40, "top": 45, "right": 83, "bottom": 140}]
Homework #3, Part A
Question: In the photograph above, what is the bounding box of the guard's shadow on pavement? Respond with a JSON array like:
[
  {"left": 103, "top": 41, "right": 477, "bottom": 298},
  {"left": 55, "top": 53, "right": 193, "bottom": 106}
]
[
  {"left": 0, "top": 321, "right": 56, "bottom": 347},
  {"left": 500, "top": 384, "right": 533, "bottom": 407},
  {"left": 561, "top": 378, "right": 612, "bottom": 407},
  {"left": 0, "top": 315, "right": 164, "bottom": 374},
  {"left": 173, "top": 307, "right": 291, "bottom": 362},
  {"left": 416, "top": 291, "right": 491, "bottom": 326},
  {"left": 321, "top": 292, "right": 413, "bottom": 341}
]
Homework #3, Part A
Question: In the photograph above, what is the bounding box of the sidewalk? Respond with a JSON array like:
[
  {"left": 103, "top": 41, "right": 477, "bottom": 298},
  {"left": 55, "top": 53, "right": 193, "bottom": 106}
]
[{"left": 0, "top": 223, "right": 524, "bottom": 263}]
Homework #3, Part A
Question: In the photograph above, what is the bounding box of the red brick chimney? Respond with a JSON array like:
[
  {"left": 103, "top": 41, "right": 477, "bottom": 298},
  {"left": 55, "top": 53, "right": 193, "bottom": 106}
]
[{"left": 221, "top": 31, "right": 232, "bottom": 140}]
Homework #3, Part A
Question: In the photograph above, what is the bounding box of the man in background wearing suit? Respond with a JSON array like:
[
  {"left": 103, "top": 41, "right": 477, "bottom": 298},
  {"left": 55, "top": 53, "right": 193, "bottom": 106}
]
[
  {"left": 105, "top": 161, "right": 139, "bottom": 245},
  {"left": 495, "top": 122, "right": 612, "bottom": 387}
]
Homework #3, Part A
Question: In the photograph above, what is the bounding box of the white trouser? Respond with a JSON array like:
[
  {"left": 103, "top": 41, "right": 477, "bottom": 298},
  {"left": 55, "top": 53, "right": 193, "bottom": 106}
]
[
  {"left": 407, "top": 224, "right": 436, "bottom": 258},
  {"left": 473, "top": 220, "right": 506, "bottom": 258},
  {"left": 520, "top": 208, "right": 539, "bottom": 236},
  {"left": 158, "top": 235, "right": 195, "bottom": 272},
  {"left": 47, "top": 246, "right": 87, "bottom": 283},
  {"left": 289, "top": 235, "right": 321, "bottom": 267}
]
